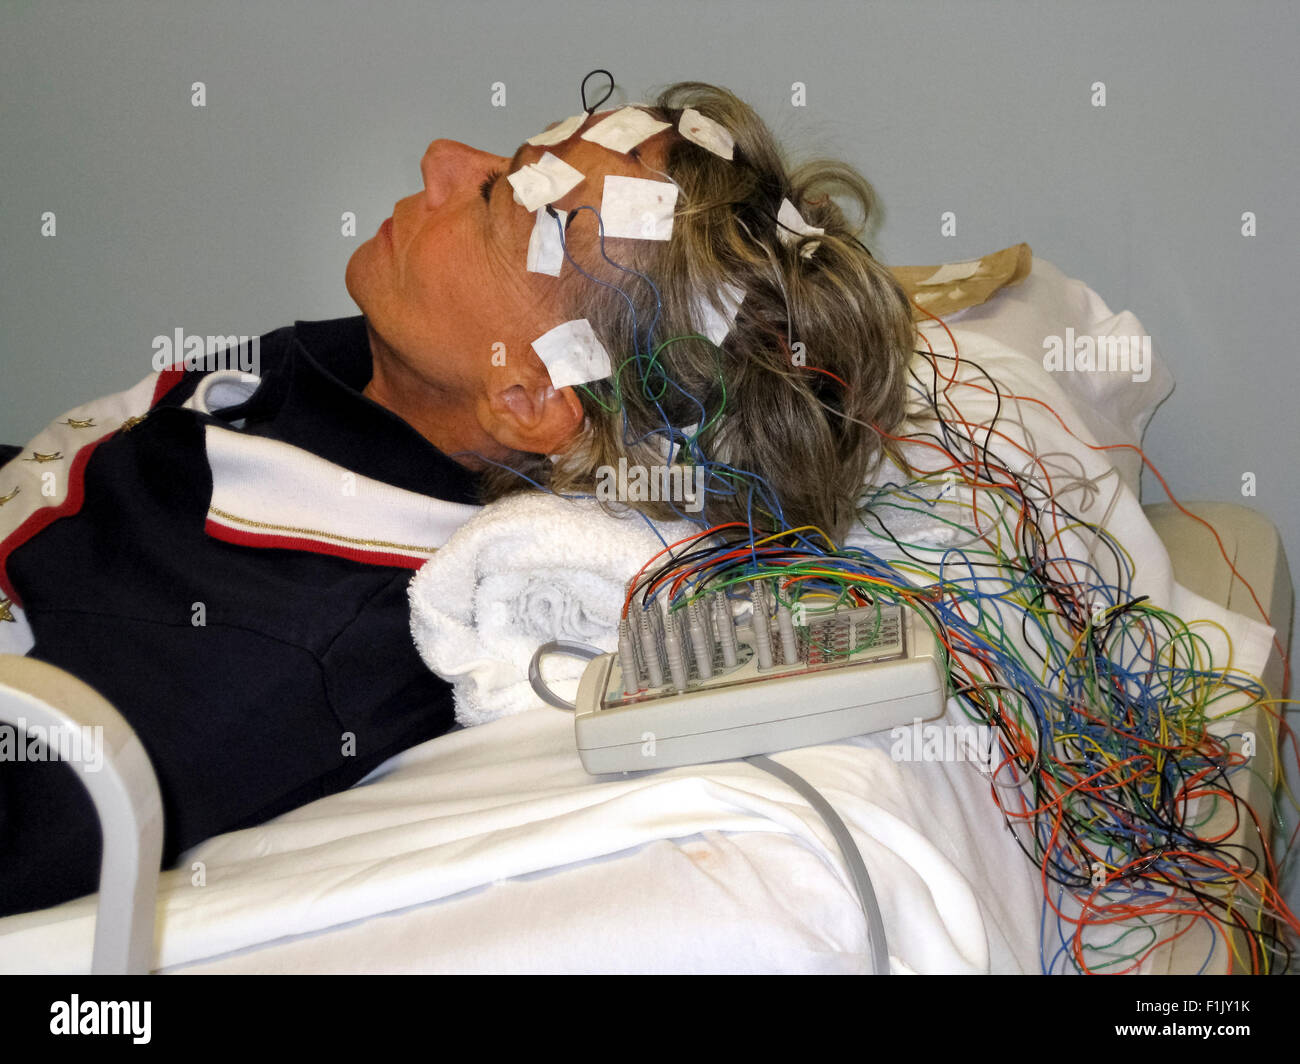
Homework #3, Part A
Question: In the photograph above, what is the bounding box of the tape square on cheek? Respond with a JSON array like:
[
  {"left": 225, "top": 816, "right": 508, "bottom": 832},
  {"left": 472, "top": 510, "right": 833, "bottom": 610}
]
[
  {"left": 599, "top": 175, "right": 678, "bottom": 240},
  {"left": 580, "top": 106, "right": 671, "bottom": 153},
  {"left": 526, "top": 207, "right": 568, "bottom": 277},
  {"left": 507, "top": 151, "right": 585, "bottom": 211},
  {"left": 530, "top": 318, "right": 613, "bottom": 389},
  {"left": 526, "top": 113, "right": 587, "bottom": 147}
]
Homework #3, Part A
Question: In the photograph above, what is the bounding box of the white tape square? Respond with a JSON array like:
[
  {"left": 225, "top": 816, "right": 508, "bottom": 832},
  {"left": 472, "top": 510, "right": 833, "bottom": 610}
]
[
  {"left": 526, "top": 113, "right": 587, "bottom": 147},
  {"left": 526, "top": 207, "right": 568, "bottom": 276},
  {"left": 507, "top": 152, "right": 585, "bottom": 211},
  {"left": 691, "top": 282, "right": 745, "bottom": 345},
  {"left": 776, "top": 198, "right": 824, "bottom": 259},
  {"left": 600, "top": 175, "right": 678, "bottom": 240},
  {"left": 531, "top": 318, "right": 612, "bottom": 389},
  {"left": 654, "top": 421, "right": 700, "bottom": 464},
  {"left": 678, "top": 108, "right": 734, "bottom": 160},
  {"left": 581, "top": 106, "right": 671, "bottom": 154}
]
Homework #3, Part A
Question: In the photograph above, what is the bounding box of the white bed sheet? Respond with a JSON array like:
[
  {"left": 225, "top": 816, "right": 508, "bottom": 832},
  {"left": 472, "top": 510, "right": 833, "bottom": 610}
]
[{"left": 0, "top": 705, "right": 1042, "bottom": 974}]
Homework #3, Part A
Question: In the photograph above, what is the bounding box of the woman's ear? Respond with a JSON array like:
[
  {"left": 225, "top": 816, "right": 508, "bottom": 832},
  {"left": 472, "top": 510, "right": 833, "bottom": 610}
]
[{"left": 478, "top": 377, "right": 585, "bottom": 455}]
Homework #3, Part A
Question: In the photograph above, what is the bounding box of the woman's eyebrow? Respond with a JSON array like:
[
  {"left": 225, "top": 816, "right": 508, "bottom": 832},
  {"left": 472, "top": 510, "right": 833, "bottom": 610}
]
[
  {"left": 504, "top": 117, "right": 570, "bottom": 178},
  {"left": 487, "top": 117, "right": 574, "bottom": 223}
]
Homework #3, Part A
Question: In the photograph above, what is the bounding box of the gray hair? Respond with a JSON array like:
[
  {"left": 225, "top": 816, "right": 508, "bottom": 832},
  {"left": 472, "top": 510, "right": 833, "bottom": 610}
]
[{"left": 480, "top": 80, "right": 917, "bottom": 542}]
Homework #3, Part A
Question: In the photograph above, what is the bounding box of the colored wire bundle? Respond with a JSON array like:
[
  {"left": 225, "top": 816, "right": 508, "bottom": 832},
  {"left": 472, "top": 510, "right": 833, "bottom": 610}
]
[{"left": 474, "top": 189, "right": 1299, "bottom": 973}]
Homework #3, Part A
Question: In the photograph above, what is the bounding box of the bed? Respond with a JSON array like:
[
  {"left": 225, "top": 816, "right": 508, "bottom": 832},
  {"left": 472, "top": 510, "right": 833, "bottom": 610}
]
[{"left": 0, "top": 254, "right": 1291, "bottom": 975}]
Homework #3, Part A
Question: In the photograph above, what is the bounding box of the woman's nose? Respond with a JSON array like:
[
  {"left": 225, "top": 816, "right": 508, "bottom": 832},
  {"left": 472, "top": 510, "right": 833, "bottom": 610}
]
[{"left": 420, "top": 139, "right": 505, "bottom": 210}]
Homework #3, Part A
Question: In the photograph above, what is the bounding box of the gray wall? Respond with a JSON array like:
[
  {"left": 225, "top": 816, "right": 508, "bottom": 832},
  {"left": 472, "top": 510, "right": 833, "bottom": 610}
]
[{"left": 3, "top": 1, "right": 1298, "bottom": 911}]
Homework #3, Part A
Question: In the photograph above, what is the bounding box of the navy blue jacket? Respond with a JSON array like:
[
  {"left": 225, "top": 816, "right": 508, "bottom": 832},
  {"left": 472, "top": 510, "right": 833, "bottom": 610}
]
[{"left": 0, "top": 316, "right": 482, "bottom": 917}]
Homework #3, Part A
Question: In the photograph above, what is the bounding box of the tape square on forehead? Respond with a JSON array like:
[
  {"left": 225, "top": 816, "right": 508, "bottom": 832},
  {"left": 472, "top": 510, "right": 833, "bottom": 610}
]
[
  {"left": 507, "top": 151, "right": 585, "bottom": 212},
  {"left": 599, "top": 175, "right": 678, "bottom": 241},
  {"left": 525, "top": 113, "right": 587, "bottom": 147},
  {"left": 678, "top": 108, "right": 734, "bottom": 160},
  {"left": 580, "top": 106, "right": 671, "bottom": 154},
  {"left": 526, "top": 206, "right": 568, "bottom": 276},
  {"left": 531, "top": 318, "right": 612, "bottom": 389}
]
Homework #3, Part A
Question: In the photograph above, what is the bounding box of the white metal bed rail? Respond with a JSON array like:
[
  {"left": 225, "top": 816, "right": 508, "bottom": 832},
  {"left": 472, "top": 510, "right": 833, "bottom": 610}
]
[{"left": 0, "top": 655, "right": 162, "bottom": 974}]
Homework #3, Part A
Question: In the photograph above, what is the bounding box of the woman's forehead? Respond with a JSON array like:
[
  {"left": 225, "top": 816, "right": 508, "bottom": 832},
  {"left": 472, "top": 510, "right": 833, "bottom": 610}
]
[{"left": 503, "top": 108, "right": 673, "bottom": 210}]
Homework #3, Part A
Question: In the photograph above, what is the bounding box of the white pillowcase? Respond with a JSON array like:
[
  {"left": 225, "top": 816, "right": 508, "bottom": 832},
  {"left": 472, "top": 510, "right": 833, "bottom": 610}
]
[{"left": 923, "top": 255, "right": 1174, "bottom": 496}]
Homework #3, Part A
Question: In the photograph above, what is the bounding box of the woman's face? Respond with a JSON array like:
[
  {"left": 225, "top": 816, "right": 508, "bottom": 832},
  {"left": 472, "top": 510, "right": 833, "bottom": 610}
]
[{"left": 345, "top": 109, "right": 673, "bottom": 402}]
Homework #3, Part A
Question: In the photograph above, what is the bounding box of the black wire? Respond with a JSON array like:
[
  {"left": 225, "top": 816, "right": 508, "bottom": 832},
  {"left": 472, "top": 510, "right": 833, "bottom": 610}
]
[
  {"left": 872, "top": 346, "right": 1290, "bottom": 965},
  {"left": 580, "top": 69, "right": 614, "bottom": 115}
]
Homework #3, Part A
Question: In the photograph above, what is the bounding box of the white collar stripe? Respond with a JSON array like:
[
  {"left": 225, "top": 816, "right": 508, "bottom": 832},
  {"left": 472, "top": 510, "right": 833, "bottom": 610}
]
[{"left": 204, "top": 425, "right": 481, "bottom": 566}]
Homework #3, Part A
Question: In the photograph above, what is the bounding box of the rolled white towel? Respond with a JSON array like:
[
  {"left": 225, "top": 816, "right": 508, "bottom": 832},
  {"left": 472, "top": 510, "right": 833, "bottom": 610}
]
[{"left": 409, "top": 491, "right": 698, "bottom": 726}]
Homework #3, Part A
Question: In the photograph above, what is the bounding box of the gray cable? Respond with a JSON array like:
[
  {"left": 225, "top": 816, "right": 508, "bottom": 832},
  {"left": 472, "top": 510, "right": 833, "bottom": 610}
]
[
  {"left": 745, "top": 753, "right": 890, "bottom": 976},
  {"left": 528, "top": 640, "right": 603, "bottom": 711},
  {"left": 530, "top": 641, "right": 890, "bottom": 974}
]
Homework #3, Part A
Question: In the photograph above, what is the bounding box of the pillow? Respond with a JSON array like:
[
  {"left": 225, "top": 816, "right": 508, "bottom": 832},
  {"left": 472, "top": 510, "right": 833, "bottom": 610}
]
[{"left": 909, "top": 253, "right": 1174, "bottom": 495}]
